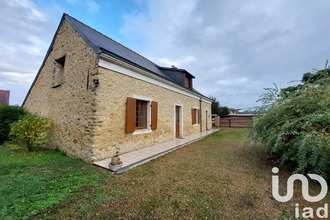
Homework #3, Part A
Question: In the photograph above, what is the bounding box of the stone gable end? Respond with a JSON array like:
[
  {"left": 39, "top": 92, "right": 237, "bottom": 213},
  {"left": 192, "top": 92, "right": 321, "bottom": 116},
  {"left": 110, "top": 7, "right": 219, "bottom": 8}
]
[{"left": 23, "top": 20, "right": 98, "bottom": 161}]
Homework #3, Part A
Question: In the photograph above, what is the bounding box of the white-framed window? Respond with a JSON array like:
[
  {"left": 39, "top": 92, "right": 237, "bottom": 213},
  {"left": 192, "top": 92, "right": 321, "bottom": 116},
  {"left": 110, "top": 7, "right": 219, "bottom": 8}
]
[
  {"left": 126, "top": 96, "right": 158, "bottom": 135},
  {"left": 192, "top": 107, "right": 200, "bottom": 125}
]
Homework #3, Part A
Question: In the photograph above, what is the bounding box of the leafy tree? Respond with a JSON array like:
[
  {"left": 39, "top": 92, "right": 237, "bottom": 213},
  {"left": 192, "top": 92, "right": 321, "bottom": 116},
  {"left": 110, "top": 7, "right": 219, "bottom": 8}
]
[
  {"left": 9, "top": 114, "right": 52, "bottom": 151},
  {"left": 210, "top": 96, "right": 230, "bottom": 116},
  {"left": 0, "top": 105, "right": 27, "bottom": 144},
  {"left": 251, "top": 68, "right": 330, "bottom": 180},
  {"left": 218, "top": 106, "right": 230, "bottom": 116}
]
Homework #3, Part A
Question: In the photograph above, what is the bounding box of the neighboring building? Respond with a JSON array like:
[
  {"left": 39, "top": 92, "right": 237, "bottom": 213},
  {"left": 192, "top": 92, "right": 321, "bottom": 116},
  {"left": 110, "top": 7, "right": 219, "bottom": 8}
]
[
  {"left": 229, "top": 108, "right": 239, "bottom": 115},
  {"left": 23, "top": 14, "right": 212, "bottom": 162},
  {"left": 0, "top": 90, "right": 10, "bottom": 105}
]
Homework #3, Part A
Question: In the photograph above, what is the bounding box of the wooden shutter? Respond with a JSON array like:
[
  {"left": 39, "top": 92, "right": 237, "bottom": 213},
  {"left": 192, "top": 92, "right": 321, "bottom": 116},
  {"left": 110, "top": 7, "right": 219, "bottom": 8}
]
[
  {"left": 126, "top": 97, "right": 136, "bottom": 133},
  {"left": 192, "top": 108, "right": 195, "bottom": 124},
  {"left": 151, "top": 101, "right": 158, "bottom": 130},
  {"left": 198, "top": 109, "right": 200, "bottom": 124}
]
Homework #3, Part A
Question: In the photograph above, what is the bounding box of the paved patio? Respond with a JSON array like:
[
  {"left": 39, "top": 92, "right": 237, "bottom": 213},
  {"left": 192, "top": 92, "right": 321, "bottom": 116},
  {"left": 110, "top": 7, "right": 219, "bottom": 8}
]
[{"left": 93, "top": 129, "right": 220, "bottom": 174}]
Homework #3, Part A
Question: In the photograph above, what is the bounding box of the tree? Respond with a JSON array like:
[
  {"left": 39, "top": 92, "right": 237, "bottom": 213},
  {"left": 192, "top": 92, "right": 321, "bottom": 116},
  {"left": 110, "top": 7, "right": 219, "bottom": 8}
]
[
  {"left": 0, "top": 105, "right": 27, "bottom": 144},
  {"left": 251, "top": 67, "right": 330, "bottom": 180},
  {"left": 219, "top": 106, "right": 230, "bottom": 116},
  {"left": 210, "top": 96, "right": 220, "bottom": 115},
  {"left": 210, "top": 96, "right": 230, "bottom": 116}
]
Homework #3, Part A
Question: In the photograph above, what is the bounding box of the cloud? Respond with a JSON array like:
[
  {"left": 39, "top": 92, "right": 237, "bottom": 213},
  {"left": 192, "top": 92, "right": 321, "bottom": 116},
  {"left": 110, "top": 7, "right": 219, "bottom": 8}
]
[
  {"left": 0, "top": 0, "right": 58, "bottom": 105},
  {"left": 66, "top": 0, "right": 100, "bottom": 12},
  {"left": 157, "top": 56, "right": 196, "bottom": 67},
  {"left": 121, "top": 0, "right": 330, "bottom": 108},
  {"left": 216, "top": 78, "right": 248, "bottom": 86},
  {"left": 86, "top": 0, "right": 99, "bottom": 12},
  {"left": 0, "top": 72, "right": 35, "bottom": 85}
]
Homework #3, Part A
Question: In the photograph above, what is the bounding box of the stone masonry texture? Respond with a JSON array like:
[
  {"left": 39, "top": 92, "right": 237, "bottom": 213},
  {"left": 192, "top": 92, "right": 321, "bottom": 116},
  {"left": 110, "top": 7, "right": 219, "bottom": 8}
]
[
  {"left": 91, "top": 66, "right": 211, "bottom": 161},
  {"left": 24, "top": 20, "right": 98, "bottom": 162},
  {"left": 24, "top": 20, "right": 212, "bottom": 162}
]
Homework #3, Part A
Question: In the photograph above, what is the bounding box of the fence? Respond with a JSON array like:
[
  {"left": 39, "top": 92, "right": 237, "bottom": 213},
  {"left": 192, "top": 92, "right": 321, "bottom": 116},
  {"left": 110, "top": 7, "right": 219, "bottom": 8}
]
[{"left": 220, "top": 115, "right": 253, "bottom": 128}]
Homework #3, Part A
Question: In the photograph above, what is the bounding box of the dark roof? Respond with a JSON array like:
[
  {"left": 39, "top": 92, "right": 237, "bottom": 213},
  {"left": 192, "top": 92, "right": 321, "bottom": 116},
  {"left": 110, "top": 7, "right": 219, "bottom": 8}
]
[
  {"left": 23, "top": 13, "right": 210, "bottom": 106},
  {"left": 158, "top": 66, "right": 195, "bottom": 78},
  {"left": 64, "top": 14, "right": 172, "bottom": 80}
]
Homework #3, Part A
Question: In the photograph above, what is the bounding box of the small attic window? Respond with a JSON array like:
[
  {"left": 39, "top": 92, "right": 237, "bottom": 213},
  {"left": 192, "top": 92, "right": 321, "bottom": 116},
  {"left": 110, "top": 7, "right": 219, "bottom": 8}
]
[
  {"left": 51, "top": 56, "right": 66, "bottom": 88},
  {"left": 183, "top": 73, "right": 193, "bottom": 89}
]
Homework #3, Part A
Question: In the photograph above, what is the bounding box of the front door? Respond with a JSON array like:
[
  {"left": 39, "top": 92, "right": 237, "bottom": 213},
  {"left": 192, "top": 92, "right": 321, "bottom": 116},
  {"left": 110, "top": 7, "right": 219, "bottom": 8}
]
[{"left": 176, "top": 106, "right": 180, "bottom": 138}]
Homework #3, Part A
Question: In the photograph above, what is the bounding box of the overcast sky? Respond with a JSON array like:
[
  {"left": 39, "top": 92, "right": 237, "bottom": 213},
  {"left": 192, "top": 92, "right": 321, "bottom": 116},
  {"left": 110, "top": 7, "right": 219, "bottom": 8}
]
[{"left": 1, "top": 0, "right": 330, "bottom": 108}]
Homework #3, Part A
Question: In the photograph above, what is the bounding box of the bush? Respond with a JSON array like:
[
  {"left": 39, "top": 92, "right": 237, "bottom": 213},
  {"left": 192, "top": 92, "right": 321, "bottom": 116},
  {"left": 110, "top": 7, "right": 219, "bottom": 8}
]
[
  {"left": 9, "top": 114, "right": 52, "bottom": 151},
  {"left": 251, "top": 69, "right": 330, "bottom": 179},
  {"left": 0, "top": 105, "right": 27, "bottom": 144}
]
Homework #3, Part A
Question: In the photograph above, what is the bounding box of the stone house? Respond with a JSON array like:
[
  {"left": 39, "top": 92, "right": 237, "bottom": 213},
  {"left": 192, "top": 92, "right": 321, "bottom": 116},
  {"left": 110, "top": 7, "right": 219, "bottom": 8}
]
[{"left": 23, "top": 14, "right": 212, "bottom": 162}]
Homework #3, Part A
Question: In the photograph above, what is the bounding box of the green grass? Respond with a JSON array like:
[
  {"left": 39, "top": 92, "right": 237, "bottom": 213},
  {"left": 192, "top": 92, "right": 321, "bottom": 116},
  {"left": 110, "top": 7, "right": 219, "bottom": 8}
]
[
  {"left": 1, "top": 128, "right": 329, "bottom": 219},
  {"left": 0, "top": 147, "right": 111, "bottom": 219}
]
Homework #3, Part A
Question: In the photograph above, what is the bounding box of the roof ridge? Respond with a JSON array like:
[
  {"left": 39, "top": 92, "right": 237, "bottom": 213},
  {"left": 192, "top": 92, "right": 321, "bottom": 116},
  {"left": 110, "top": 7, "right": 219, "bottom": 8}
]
[{"left": 64, "top": 13, "right": 160, "bottom": 68}]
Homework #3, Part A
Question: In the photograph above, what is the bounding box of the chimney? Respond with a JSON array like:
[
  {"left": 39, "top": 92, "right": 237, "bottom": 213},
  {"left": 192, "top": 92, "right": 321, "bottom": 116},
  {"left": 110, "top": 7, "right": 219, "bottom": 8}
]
[{"left": 171, "top": 65, "right": 177, "bottom": 69}]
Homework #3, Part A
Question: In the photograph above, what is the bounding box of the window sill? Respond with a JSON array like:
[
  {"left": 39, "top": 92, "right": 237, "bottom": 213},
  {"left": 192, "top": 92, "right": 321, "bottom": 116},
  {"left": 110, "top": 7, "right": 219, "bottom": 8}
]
[{"left": 133, "top": 129, "right": 152, "bottom": 135}]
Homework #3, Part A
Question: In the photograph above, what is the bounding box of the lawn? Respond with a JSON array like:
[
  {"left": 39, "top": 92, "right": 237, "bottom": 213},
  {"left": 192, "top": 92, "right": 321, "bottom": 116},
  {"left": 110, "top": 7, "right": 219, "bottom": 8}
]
[
  {"left": 0, "top": 147, "right": 111, "bottom": 219},
  {"left": 1, "top": 128, "right": 329, "bottom": 219}
]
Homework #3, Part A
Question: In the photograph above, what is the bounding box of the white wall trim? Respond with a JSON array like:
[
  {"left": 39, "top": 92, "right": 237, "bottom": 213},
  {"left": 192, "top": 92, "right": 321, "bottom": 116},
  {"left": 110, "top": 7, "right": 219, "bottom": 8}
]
[
  {"left": 98, "top": 54, "right": 212, "bottom": 104},
  {"left": 132, "top": 95, "right": 152, "bottom": 133},
  {"left": 132, "top": 129, "right": 152, "bottom": 135},
  {"left": 206, "top": 109, "right": 209, "bottom": 130}
]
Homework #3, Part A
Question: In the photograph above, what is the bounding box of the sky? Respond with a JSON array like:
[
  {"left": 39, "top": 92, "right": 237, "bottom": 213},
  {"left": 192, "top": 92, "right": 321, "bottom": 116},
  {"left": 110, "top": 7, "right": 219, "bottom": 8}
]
[{"left": 1, "top": 0, "right": 330, "bottom": 109}]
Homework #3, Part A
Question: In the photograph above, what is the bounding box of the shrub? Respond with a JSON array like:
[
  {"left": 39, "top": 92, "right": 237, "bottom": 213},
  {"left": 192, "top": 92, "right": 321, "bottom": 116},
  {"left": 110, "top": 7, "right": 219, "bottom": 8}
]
[
  {"left": 9, "top": 114, "right": 52, "bottom": 151},
  {"left": 251, "top": 69, "right": 330, "bottom": 179},
  {"left": 0, "top": 105, "right": 27, "bottom": 144}
]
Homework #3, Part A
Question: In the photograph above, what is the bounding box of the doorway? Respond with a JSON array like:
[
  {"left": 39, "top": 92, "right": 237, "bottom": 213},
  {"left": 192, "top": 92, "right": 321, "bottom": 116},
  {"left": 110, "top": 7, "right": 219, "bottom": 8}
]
[
  {"left": 206, "top": 110, "right": 208, "bottom": 130},
  {"left": 175, "top": 106, "right": 181, "bottom": 138}
]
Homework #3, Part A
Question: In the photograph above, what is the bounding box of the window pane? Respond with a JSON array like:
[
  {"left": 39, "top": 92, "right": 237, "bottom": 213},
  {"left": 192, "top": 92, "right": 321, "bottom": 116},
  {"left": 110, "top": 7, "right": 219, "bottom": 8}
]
[{"left": 135, "top": 100, "right": 148, "bottom": 129}]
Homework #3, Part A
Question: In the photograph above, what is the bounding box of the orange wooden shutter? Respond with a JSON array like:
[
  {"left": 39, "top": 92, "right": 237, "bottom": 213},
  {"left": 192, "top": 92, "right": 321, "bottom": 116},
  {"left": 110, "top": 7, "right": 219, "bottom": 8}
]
[
  {"left": 198, "top": 109, "right": 200, "bottom": 124},
  {"left": 126, "top": 97, "right": 136, "bottom": 133},
  {"left": 151, "top": 101, "right": 158, "bottom": 130},
  {"left": 192, "top": 108, "right": 195, "bottom": 124}
]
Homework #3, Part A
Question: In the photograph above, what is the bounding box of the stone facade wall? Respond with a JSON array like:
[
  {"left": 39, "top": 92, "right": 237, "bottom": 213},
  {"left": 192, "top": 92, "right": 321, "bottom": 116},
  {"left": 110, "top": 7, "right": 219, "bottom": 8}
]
[
  {"left": 91, "top": 65, "right": 212, "bottom": 161},
  {"left": 23, "top": 19, "right": 212, "bottom": 163},
  {"left": 23, "top": 20, "right": 98, "bottom": 161}
]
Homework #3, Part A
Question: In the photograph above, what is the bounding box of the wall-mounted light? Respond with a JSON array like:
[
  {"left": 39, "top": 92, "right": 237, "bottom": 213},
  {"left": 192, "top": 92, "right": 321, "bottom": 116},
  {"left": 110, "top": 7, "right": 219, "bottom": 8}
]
[{"left": 93, "top": 79, "right": 99, "bottom": 87}]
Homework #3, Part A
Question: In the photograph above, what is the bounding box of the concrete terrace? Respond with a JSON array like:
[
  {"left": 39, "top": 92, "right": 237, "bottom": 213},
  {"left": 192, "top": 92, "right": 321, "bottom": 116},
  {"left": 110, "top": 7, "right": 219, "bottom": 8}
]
[{"left": 93, "top": 129, "right": 220, "bottom": 174}]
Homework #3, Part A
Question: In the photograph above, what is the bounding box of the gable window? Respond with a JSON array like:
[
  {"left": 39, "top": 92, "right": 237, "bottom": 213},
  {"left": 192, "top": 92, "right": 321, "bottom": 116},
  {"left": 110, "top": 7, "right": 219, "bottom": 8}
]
[
  {"left": 51, "top": 56, "right": 66, "bottom": 88},
  {"left": 126, "top": 97, "right": 158, "bottom": 133},
  {"left": 136, "top": 100, "right": 148, "bottom": 129},
  {"left": 192, "top": 108, "right": 200, "bottom": 125}
]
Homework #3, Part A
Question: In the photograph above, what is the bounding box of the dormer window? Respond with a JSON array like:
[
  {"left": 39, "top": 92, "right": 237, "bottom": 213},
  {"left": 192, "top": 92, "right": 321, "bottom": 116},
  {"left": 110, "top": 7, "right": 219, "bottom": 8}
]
[{"left": 183, "top": 73, "right": 193, "bottom": 89}]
